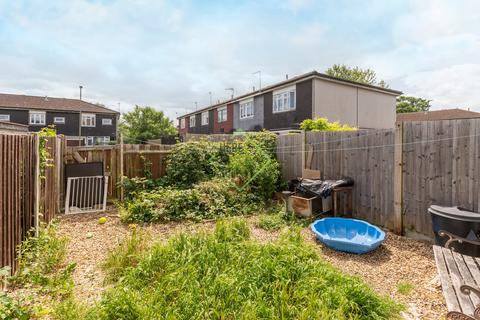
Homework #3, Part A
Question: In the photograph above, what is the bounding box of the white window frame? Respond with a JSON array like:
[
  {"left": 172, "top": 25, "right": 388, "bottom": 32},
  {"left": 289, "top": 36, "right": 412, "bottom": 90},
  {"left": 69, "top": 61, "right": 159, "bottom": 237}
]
[
  {"left": 273, "top": 85, "right": 296, "bottom": 113},
  {"left": 0, "top": 114, "right": 10, "bottom": 122},
  {"left": 102, "top": 118, "right": 112, "bottom": 126},
  {"left": 239, "top": 99, "right": 254, "bottom": 119},
  {"left": 29, "top": 111, "right": 46, "bottom": 125},
  {"left": 85, "top": 136, "right": 94, "bottom": 146},
  {"left": 180, "top": 118, "right": 185, "bottom": 129},
  {"left": 96, "top": 136, "right": 110, "bottom": 145},
  {"left": 189, "top": 116, "right": 196, "bottom": 127},
  {"left": 54, "top": 117, "right": 65, "bottom": 124},
  {"left": 201, "top": 111, "right": 209, "bottom": 126},
  {"left": 217, "top": 107, "right": 227, "bottom": 123},
  {"left": 81, "top": 113, "right": 96, "bottom": 127}
]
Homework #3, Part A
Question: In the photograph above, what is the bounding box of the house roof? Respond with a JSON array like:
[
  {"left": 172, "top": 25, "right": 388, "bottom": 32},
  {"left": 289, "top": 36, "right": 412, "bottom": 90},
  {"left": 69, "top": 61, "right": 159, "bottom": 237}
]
[
  {"left": 178, "top": 70, "right": 402, "bottom": 119},
  {"left": 0, "top": 93, "right": 119, "bottom": 114},
  {"left": 396, "top": 108, "right": 480, "bottom": 122}
]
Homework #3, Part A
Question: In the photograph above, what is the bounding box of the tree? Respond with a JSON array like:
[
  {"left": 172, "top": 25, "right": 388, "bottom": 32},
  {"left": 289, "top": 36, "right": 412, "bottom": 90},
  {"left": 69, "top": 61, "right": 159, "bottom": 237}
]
[
  {"left": 325, "top": 64, "right": 389, "bottom": 88},
  {"left": 121, "top": 106, "right": 177, "bottom": 144},
  {"left": 396, "top": 96, "right": 431, "bottom": 113}
]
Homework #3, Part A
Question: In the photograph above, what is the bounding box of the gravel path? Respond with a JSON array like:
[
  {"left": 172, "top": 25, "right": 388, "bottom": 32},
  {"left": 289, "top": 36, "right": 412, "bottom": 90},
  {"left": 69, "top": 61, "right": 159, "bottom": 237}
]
[{"left": 57, "top": 211, "right": 446, "bottom": 319}]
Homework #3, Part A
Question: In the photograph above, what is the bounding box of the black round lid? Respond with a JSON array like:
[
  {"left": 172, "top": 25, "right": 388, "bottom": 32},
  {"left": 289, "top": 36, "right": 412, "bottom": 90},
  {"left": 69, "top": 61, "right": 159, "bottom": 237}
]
[{"left": 428, "top": 205, "right": 480, "bottom": 222}]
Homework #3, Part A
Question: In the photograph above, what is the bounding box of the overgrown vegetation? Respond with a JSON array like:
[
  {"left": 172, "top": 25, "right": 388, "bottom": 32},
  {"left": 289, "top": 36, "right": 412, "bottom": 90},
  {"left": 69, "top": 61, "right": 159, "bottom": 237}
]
[
  {"left": 1, "top": 222, "right": 76, "bottom": 319},
  {"left": 121, "top": 131, "right": 283, "bottom": 223},
  {"left": 72, "top": 219, "right": 400, "bottom": 319},
  {"left": 256, "top": 203, "right": 307, "bottom": 231},
  {"left": 396, "top": 282, "right": 415, "bottom": 295},
  {"left": 38, "top": 126, "right": 56, "bottom": 178},
  {"left": 300, "top": 117, "right": 356, "bottom": 132}
]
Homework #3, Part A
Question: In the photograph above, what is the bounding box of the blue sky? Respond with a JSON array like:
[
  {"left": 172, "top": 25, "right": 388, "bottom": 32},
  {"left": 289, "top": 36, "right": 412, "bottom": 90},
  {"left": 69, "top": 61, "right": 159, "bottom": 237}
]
[{"left": 0, "top": 0, "right": 479, "bottom": 119}]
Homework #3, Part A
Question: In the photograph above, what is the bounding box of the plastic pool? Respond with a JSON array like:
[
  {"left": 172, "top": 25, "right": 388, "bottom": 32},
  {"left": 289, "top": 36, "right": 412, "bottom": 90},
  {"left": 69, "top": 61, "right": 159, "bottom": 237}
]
[{"left": 310, "top": 217, "right": 385, "bottom": 254}]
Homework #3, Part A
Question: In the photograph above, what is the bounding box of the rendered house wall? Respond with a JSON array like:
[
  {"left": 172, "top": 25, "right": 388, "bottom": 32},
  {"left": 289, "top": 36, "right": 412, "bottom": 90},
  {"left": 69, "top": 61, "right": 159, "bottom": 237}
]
[{"left": 233, "top": 95, "right": 264, "bottom": 131}]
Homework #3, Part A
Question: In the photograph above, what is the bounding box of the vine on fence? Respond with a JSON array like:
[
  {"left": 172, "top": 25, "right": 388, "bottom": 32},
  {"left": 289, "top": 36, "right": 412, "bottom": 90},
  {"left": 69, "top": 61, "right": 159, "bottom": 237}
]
[{"left": 38, "top": 126, "right": 56, "bottom": 179}]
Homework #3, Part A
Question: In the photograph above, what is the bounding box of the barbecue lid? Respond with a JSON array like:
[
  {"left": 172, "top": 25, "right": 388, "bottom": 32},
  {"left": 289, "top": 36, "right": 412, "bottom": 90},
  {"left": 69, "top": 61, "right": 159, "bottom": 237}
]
[{"left": 428, "top": 205, "right": 480, "bottom": 222}]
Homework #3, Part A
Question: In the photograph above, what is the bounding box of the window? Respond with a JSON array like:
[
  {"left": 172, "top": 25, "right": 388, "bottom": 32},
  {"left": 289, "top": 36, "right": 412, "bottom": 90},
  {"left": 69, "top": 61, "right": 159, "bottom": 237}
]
[
  {"left": 29, "top": 111, "right": 46, "bottom": 125},
  {"left": 189, "top": 116, "right": 196, "bottom": 127},
  {"left": 0, "top": 114, "right": 10, "bottom": 122},
  {"left": 273, "top": 86, "right": 296, "bottom": 113},
  {"left": 180, "top": 118, "right": 185, "bottom": 129},
  {"left": 201, "top": 112, "right": 209, "bottom": 125},
  {"left": 239, "top": 100, "right": 254, "bottom": 119},
  {"left": 102, "top": 118, "right": 112, "bottom": 125},
  {"left": 96, "top": 136, "right": 110, "bottom": 145},
  {"left": 85, "top": 136, "right": 94, "bottom": 146},
  {"left": 81, "top": 113, "right": 96, "bottom": 127},
  {"left": 217, "top": 107, "right": 227, "bottom": 123},
  {"left": 54, "top": 117, "right": 65, "bottom": 124}
]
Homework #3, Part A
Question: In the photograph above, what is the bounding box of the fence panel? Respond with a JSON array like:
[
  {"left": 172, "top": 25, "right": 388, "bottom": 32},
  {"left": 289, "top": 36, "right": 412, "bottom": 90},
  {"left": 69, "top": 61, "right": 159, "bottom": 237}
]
[
  {"left": 402, "top": 119, "right": 480, "bottom": 237},
  {"left": 305, "top": 130, "right": 395, "bottom": 229},
  {"left": 0, "top": 133, "right": 37, "bottom": 273},
  {"left": 276, "top": 134, "right": 303, "bottom": 181}
]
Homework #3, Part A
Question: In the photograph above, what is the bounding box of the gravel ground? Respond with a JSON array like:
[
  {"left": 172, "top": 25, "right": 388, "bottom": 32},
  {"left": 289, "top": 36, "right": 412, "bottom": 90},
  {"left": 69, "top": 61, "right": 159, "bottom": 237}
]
[{"left": 57, "top": 211, "right": 446, "bottom": 319}]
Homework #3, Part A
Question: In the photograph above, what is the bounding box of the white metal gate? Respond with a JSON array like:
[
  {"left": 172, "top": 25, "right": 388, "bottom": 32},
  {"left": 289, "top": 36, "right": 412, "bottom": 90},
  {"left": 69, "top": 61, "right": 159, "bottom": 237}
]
[{"left": 65, "top": 176, "right": 108, "bottom": 214}]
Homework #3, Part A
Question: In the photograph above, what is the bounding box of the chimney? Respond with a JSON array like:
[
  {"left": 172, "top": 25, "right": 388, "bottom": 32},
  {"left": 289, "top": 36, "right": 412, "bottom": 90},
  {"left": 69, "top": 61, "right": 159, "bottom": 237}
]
[
  {"left": 286, "top": 74, "right": 289, "bottom": 80},
  {"left": 44, "top": 96, "right": 48, "bottom": 101},
  {"left": 253, "top": 86, "right": 255, "bottom": 91}
]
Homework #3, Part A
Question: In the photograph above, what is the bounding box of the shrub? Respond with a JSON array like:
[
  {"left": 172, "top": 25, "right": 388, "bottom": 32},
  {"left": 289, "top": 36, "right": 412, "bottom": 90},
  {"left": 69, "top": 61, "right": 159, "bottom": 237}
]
[
  {"left": 88, "top": 220, "right": 401, "bottom": 319},
  {"left": 0, "top": 293, "right": 30, "bottom": 320},
  {"left": 12, "top": 221, "right": 68, "bottom": 287},
  {"left": 229, "top": 138, "right": 281, "bottom": 201},
  {"left": 300, "top": 118, "right": 356, "bottom": 132},
  {"left": 120, "top": 178, "right": 261, "bottom": 223},
  {"left": 164, "top": 140, "right": 229, "bottom": 188}
]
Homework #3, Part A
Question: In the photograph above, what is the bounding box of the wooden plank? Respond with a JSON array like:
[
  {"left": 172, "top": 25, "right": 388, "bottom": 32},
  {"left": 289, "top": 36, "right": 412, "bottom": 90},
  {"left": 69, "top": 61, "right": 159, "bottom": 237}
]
[
  {"left": 433, "top": 245, "right": 461, "bottom": 312},
  {"left": 452, "top": 251, "right": 480, "bottom": 308},
  {"left": 393, "top": 124, "right": 403, "bottom": 234},
  {"left": 443, "top": 248, "right": 474, "bottom": 315}
]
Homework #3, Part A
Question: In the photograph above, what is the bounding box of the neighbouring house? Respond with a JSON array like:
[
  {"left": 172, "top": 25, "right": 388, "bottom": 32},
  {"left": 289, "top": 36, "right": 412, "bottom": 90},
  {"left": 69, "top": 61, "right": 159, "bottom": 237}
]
[
  {"left": 0, "top": 93, "right": 119, "bottom": 146},
  {"left": 396, "top": 108, "right": 480, "bottom": 122},
  {"left": 178, "top": 70, "right": 402, "bottom": 138}
]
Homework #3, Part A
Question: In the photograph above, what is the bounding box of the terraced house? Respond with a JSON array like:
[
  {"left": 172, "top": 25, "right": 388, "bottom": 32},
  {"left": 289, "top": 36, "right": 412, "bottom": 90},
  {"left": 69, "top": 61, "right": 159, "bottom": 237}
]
[
  {"left": 178, "top": 71, "right": 402, "bottom": 137},
  {"left": 0, "top": 93, "right": 119, "bottom": 146}
]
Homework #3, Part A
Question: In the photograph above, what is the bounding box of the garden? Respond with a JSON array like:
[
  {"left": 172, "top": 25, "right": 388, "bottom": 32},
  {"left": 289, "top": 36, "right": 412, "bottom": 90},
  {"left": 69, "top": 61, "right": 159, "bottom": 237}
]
[{"left": 1, "top": 132, "right": 446, "bottom": 319}]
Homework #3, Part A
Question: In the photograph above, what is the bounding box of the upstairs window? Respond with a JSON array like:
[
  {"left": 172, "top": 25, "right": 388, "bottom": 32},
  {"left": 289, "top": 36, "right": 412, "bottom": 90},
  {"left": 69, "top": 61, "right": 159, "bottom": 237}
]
[
  {"left": 102, "top": 118, "right": 112, "bottom": 125},
  {"left": 217, "top": 107, "right": 227, "bottom": 123},
  {"left": 273, "top": 86, "right": 296, "bottom": 113},
  {"left": 0, "top": 114, "right": 10, "bottom": 122},
  {"left": 239, "top": 100, "right": 254, "bottom": 119},
  {"left": 180, "top": 118, "right": 185, "bottom": 129},
  {"left": 29, "top": 111, "right": 46, "bottom": 125},
  {"left": 201, "top": 112, "right": 209, "bottom": 125},
  {"left": 82, "top": 113, "right": 96, "bottom": 127},
  {"left": 54, "top": 117, "right": 65, "bottom": 124},
  {"left": 189, "top": 116, "right": 196, "bottom": 127}
]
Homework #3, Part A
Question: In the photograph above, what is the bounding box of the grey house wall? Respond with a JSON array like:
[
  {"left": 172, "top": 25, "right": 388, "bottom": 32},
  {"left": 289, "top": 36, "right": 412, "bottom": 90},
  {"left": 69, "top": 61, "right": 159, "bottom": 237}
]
[
  {"left": 233, "top": 95, "right": 264, "bottom": 131},
  {"left": 0, "top": 109, "right": 29, "bottom": 125}
]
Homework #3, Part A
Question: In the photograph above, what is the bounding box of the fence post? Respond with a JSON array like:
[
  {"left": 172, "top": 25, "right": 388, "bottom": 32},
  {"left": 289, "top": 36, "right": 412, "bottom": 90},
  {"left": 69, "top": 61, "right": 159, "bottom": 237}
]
[
  {"left": 33, "top": 133, "right": 41, "bottom": 236},
  {"left": 119, "top": 134, "right": 124, "bottom": 202},
  {"left": 393, "top": 122, "right": 404, "bottom": 235}
]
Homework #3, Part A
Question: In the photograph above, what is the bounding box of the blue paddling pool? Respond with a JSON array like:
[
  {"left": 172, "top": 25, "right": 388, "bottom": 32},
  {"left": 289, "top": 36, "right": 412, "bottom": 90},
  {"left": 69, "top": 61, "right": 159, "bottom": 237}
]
[{"left": 310, "top": 218, "right": 385, "bottom": 254}]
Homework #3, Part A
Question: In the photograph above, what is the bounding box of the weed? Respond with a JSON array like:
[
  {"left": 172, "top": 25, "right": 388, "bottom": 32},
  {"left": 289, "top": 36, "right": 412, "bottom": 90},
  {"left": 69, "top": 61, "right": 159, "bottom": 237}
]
[
  {"left": 0, "top": 292, "right": 31, "bottom": 320},
  {"left": 396, "top": 282, "right": 415, "bottom": 295},
  {"left": 89, "top": 219, "right": 401, "bottom": 319}
]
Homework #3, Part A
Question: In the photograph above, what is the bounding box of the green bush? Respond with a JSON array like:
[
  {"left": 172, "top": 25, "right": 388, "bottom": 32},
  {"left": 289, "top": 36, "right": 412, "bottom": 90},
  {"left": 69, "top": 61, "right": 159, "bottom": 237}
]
[
  {"left": 164, "top": 140, "right": 229, "bottom": 188},
  {"left": 120, "top": 178, "right": 261, "bottom": 223},
  {"left": 300, "top": 118, "right": 356, "bottom": 132},
  {"left": 0, "top": 293, "right": 30, "bottom": 320},
  {"left": 85, "top": 219, "right": 401, "bottom": 319},
  {"left": 229, "top": 138, "right": 281, "bottom": 201},
  {"left": 12, "top": 221, "right": 68, "bottom": 287}
]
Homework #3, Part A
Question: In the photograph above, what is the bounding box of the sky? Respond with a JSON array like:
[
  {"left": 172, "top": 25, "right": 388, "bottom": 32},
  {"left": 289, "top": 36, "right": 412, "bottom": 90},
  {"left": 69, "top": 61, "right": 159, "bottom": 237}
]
[{"left": 0, "top": 0, "right": 479, "bottom": 120}]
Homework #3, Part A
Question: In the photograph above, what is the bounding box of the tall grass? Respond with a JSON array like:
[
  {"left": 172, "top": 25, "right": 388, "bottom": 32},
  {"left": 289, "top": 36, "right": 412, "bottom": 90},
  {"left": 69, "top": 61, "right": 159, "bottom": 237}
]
[{"left": 84, "top": 219, "right": 401, "bottom": 319}]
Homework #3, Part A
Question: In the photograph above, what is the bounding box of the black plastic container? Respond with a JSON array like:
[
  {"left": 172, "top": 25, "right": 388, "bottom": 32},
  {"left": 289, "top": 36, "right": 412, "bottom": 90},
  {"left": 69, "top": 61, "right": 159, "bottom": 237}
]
[{"left": 429, "top": 205, "right": 480, "bottom": 257}]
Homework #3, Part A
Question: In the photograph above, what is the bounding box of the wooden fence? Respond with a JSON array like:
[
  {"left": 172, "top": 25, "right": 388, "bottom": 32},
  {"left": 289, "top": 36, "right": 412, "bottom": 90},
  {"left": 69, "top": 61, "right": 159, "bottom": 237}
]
[
  {"left": 0, "top": 133, "right": 61, "bottom": 273},
  {"left": 276, "top": 119, "right": 480, "bottom": 239},
  {"left": 65, "top": 144, "right": 173, "bottom": 199}
]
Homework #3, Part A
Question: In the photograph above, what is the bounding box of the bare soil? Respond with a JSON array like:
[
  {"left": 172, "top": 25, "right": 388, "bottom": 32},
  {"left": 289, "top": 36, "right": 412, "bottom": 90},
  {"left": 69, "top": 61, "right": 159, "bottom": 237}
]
[{"left": 57, "top": 211, "right": 446, "bottom": 319}]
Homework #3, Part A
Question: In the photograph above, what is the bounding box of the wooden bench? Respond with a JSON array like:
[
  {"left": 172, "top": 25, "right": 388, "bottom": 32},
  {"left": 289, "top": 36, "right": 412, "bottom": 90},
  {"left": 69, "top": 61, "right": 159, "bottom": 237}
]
[{"left": 433, "top": 230, "right": 480, "bottom": 319}]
